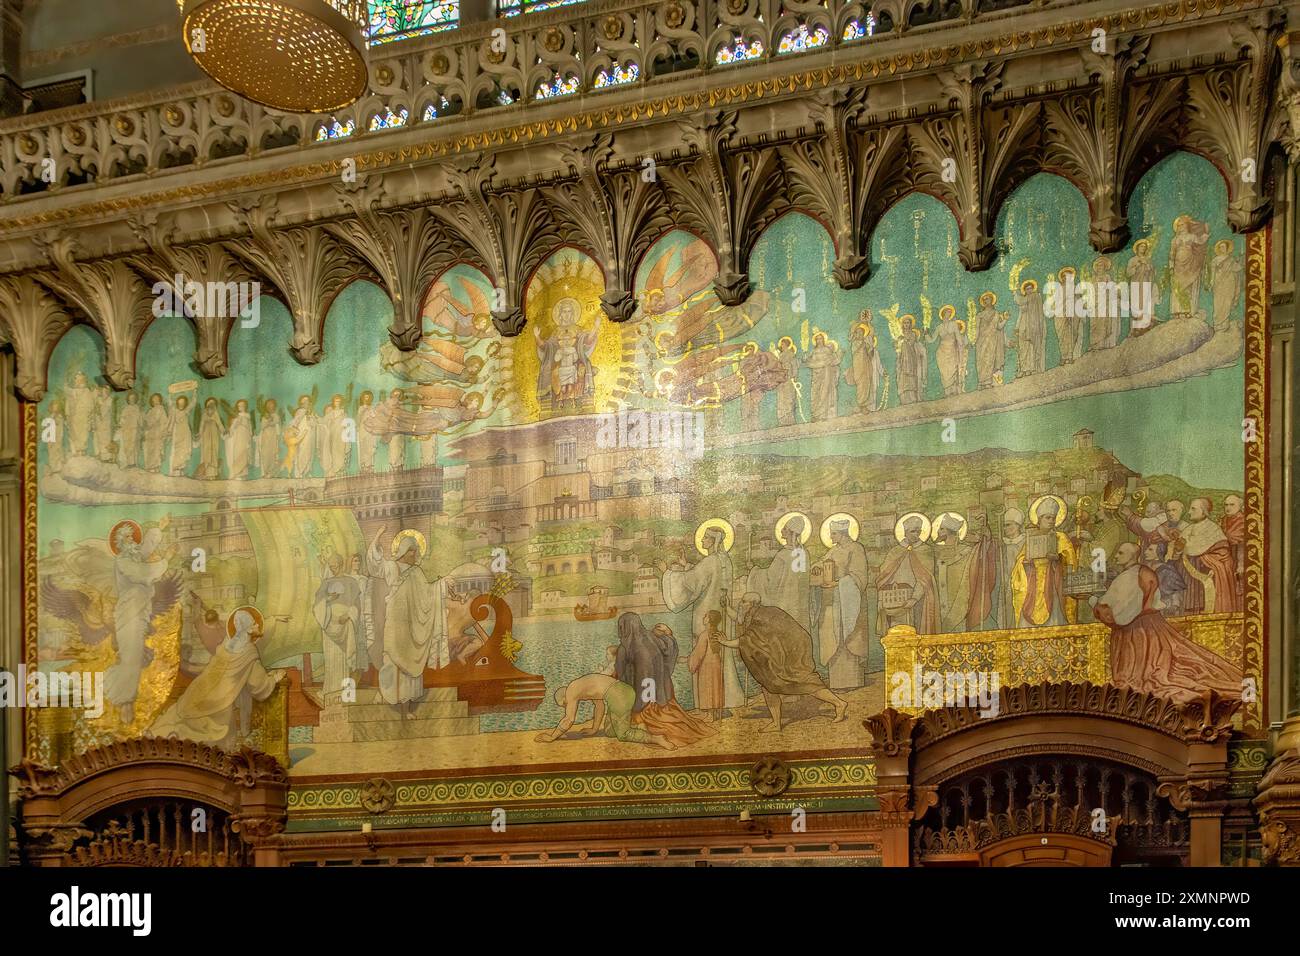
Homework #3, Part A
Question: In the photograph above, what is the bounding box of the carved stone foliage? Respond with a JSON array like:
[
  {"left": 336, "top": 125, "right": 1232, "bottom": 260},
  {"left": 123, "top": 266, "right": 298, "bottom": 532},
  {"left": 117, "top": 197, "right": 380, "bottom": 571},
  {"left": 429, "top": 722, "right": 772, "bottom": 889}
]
[
  {"left": 0, "top": 7, "right": 1293, "bottom": 392},
  {"left": 327, "top": 177, "right": 462, "bottom": 350},
  {"left": 128, "top": 212, "right": 259, "bottom": 379},
  {"left": 433, "top": 155, "right": 559, "bottom": 336},
  {"left": 31, "top": 231, "right": 156, "bottom": 390},
  {"left": 0, "top": 275, "right": 72, "bottom": 401},
  {"left": 226, "top": 197, "right": 360, "bottom": 365},
  {"left": 551, "top": 133, "right": 674, "bottom": 322},
  {"left": 1184, "top": 11, "right": 1288, "bottom": 233},
  {"left": 660, "top": 110, "right": 787, "bottom": 305}
]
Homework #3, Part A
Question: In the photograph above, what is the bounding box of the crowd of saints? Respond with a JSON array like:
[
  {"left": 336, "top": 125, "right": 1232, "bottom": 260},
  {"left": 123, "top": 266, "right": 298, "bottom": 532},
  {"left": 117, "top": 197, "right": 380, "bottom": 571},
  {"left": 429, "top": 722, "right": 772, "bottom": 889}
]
[{"left": 30, "top": 183, "right": 1252, "bottom": 765}]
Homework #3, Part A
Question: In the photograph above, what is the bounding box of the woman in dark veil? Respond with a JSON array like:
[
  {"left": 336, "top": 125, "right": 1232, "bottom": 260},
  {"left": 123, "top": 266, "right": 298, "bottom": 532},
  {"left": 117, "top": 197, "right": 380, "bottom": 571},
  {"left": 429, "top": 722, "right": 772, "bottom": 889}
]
[{"left": 615, "top": 612, "right": 716, "bottom": 746}]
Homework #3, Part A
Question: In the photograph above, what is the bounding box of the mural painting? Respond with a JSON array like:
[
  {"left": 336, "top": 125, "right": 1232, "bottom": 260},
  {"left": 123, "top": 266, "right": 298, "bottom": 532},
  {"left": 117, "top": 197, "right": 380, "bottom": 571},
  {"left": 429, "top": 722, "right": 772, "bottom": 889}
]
[{"left": 26, "top": 153, "right": 1264, "bottom": 808}]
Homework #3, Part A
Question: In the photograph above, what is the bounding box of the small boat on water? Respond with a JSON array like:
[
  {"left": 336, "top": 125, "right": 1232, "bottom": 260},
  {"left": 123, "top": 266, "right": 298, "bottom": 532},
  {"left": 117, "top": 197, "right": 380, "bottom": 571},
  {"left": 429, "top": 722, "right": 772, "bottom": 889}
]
[{"left": 574, "top": 585, "right": 618, "bottom": 622}]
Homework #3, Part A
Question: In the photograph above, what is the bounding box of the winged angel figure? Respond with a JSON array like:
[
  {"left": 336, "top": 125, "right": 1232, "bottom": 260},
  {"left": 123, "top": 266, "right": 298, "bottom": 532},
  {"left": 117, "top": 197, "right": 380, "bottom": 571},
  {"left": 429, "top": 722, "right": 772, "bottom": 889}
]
[{"left": 40, "top": 520, "right": 183, "bottom": 725}]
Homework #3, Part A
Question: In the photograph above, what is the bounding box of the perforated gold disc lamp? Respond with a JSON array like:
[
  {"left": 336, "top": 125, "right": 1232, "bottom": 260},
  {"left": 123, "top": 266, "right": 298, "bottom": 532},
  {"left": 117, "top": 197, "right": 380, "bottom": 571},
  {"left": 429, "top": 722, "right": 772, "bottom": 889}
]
[{"left": 177, "top": 0, "right": 369, "bottom": 113}]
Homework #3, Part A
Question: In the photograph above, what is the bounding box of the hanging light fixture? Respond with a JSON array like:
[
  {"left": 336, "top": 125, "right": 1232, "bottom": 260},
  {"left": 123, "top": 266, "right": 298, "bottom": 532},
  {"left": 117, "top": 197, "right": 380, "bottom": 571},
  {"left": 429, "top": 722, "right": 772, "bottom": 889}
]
[{"left": 177, "top": 0, "right": 370, "bottom": 113}]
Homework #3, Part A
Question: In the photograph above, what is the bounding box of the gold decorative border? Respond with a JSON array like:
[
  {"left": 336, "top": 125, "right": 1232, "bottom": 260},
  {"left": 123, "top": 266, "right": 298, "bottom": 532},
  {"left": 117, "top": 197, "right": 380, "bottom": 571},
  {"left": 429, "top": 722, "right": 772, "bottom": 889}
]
[
  {"left": 21, "top": 401, "right": 37, "bottom": 757},
  {"left": 0, "top": 0, "right": 1275, "bottom": 234},
  {"left": 1242, "top": 227, "right": 1268, "bottom": 732},
  {"left": 287, "top": 757, "right": 875, "bottom": 828},
  {"left": 16, "top": 207, "right": 1274, "bottom": 799}
]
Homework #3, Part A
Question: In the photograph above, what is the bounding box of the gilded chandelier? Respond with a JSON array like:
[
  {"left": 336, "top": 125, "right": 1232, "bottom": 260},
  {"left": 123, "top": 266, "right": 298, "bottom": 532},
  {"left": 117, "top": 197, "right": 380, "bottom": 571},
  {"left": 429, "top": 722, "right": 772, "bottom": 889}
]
[{"left": 177, "top": 0, "right": 369, "bottom": 113}]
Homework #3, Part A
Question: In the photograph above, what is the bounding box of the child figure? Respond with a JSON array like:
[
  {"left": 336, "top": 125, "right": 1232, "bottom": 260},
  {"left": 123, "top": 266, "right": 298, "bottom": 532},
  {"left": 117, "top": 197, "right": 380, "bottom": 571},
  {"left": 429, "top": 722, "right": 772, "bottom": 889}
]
[{"left": 688, "top": 609, "right": 725, "bottom": 722}]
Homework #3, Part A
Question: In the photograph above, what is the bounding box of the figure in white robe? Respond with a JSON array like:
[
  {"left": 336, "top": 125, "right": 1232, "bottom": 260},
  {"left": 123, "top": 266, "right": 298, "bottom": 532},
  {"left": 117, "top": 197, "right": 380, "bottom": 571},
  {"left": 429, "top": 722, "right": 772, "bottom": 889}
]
[
  {"left": 846, "top": 318, "right": 885, "bottom": 413},
  {"left": 388, "top": 432, "right": 407, "bottom": 471},
  {"left": 1123, "top": 241, "right": 1160, "bottom": 338},
  {"left": 45, "top": 400, "right": 67, "bottom": 471},
  {"left": 1168, "top": 215, "right": 1209, "bottom": 320},
  {"left": 775, "top": 340, "right": 800, "bottom": 427},
  {"left": 974, "top": 294, "right": 1010, "bottom": 388},
  {"left": 893, "top": 317, "right": 928, "bottom": 405},
  {"left": 65, "top": 372, "right": 95, "bottom": 456},
  {"left": 106, "top": 525, "right": 170, "bottom": 724},
  {"left": 749, "top": 516, "right": 812, "bottom": 639},
  {"left": 1014, "top": 281, "right": 1047, "bottom": 376},
  {"left": 366, "top": 526, "right": 448, "bottom": 714},
  {"left": 142, "top": 395, "right": 168, "bottom": 472},
  {"left": 313, "top": 578, "right": 359, "bottom": 705},
  {"left": 1209, "top": 240, "right": 1242, "bottom": 331},
  {"left": 662, "top": 527, "right": 746, "bottom": 709},
  {"left": 355, "top": 392, "right": 378, "bottom": 473},
  {"left": 321, "top": 396, "right": 350, "bottom": 477},
  {"left": 1051, "top": 270, "right": 1085, "bottom": 365},
  {"left": 116, "top": 393, "right": 142, "bottom": 468},
  {"left": 225, "top": 401, "right": 253, "bottom": 479},
  {"left": 167, "top": 395, "right": 194, "bottom": 476},
  {"left": 197, "top": 398, "right": 225, "bottom": 479},
  {"left": 284, "top": 398, "right": 319, "bottom": 478},
  {"left": 801, "top": 334, "right": 841, "bottom": 422},
  {"left": 93, "top": 386, "right": 116, "bottom": 461},
  {"left": 813, "top": 519, "right": 872, "bottom": 689},
  {"left": 926, "top": 309, "right": 969, "bottom": 395},
  {"left": 255, "top": 400, "right": 282, "bottom": 478},
  {"left": 149, "top": 609, "right": 281, "bottom": 749}
]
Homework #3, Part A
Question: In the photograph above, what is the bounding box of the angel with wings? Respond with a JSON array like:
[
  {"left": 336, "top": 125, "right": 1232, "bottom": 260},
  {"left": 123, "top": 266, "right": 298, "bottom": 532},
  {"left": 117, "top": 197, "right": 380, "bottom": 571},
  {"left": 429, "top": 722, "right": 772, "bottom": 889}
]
[
  {"left": 41, "top": 520, "right": 183, "bottom": 725},
  {"left": 424, "top": 276, "right": 493, "bottom": 340}
]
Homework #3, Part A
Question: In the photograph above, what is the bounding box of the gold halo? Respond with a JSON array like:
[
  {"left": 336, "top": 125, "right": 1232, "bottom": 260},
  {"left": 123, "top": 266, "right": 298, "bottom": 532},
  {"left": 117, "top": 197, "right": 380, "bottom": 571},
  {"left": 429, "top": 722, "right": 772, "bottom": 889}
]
[
  {"left": 108, "top": 520, "right": 142, "bottom": 554},
  {"left": 820, "top": 513, "right": 860, "bottom": 548},
  {"left": 894, "top": 512, "right": 932, "bottom": 544},
  {"left": 227, "top": 605, "right": 265, "bottom": 639},
  {"left": 1029, "top": 494, "right": 1068, "bottom": 527},
  {"left": 694, "top": 518, "right": 734, "bottom": 555},
  {"left": 930, "top": 511, "right": 968, "bottom": 542},
  {"left": 391, "top": 528, "right": 428, "bottom": 559},
  {"left": 939, "top": 304, "right": 956, "bottom": 321},
  {"left": 774, "top": 511, "right": 812, "bottom": 546}
]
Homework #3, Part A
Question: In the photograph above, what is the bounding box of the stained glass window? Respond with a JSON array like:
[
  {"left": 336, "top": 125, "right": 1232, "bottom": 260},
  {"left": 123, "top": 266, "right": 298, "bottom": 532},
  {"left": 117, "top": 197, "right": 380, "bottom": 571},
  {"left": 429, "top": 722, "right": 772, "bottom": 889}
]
[
  {"left": 714, "top": 36, "right": 764, "bottom": 65},
  {"left": 367, "top": 1, "right": 459, "bottom": 44},
  {"left": 842, "top": 14, "right": 876, "bottom": 41},
  {"left": 369, "top": 107, "right": 409, "bottom": 130},
  {"left": 498, "top": 0, "right": 584, "bottom": 17},
  {"left": 593, "top": 61, "right": 639, "bottom": 90},
  {"left": 315, "top": 118, "right": 357, "bottom": 141},
  {"left": 535, "top": 73, "right": 581, "bottom": 99},
  {"left": 777, "top": 23, "right": 829, "bottom": 55}
]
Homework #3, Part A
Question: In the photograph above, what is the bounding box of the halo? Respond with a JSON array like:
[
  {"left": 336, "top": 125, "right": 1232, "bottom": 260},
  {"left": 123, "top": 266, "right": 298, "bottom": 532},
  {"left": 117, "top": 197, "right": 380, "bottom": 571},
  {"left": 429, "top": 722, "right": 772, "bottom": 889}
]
[
  {"left": 1029, "top": 494, "right": 1068, "bottom": 527},
  {"left": 694, "top": 518, "right": 734, "bottom": 555},
  {"left": 820, "top": 512, "right": 860, "bottom": 548},
  {"left": 939, "top": 304, "right": 956, "bottom": 321},
  {"left": 227, "top": 605, "right": 265, "bottom": 639},
  {"left": 108, "top": 520, "right": 142, "bottom": 555},
  {"left": 774, "top": 511, "right": 812, "bottom": 546},
  {"left": 1020, "top": 279, "right": 1038, "bottom": 293},
  {"left": 930, "top": 511, "right": 968, "bottom": 542},
  {"left": 391, "top": 528, "right": 428, "bottom": 559},
  {"left": 894, "top": 512, "right": 932, "bottom": 545}
]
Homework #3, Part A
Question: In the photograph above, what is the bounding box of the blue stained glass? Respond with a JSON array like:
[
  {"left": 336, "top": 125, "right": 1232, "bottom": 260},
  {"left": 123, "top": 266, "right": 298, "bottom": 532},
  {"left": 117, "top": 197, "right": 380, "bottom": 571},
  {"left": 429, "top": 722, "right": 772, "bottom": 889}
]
[
  {"left": 315, "top": 118, "right": 356, "bottom": 141},
  {"left": 777, "top": 23, "right": 829, "bottom": 54},
  {"left": 842, "top": 14, "right": 876, "bottom": 41},
  {"left": 368, "top": 106, "right": 409, "bottom": 130},
  {"left": 535, "top": 73, "right": 580, "bottom": 99},
  {"left": 714, "top": 35, "right": 764, "bottom": 65},
  {"left": 422, "top": 96, "right": 451, "bottom": 121},
  {"left": 593, "top": 61, "right": 640, "bottom": 89},
  {"left": 367, "top": 1, "right": 459, "bottom": 43}
]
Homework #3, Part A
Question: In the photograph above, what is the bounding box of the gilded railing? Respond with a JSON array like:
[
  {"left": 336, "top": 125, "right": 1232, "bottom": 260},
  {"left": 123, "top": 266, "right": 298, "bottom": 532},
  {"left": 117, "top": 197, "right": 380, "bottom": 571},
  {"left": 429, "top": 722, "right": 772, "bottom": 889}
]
[
  {"left": 0, "top": 0, "right": 1147, "bottom": 201},
  {"left": 881, "top": 612, "right": 1245, "bottom": 714}
]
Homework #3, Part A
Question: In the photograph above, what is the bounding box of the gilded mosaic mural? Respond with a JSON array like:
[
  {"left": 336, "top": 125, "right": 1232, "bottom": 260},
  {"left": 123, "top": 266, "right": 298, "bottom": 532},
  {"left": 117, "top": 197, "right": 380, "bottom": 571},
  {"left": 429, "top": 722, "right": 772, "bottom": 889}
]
[{"left": 26, "top": 153, "right": 1266, "bottom": 803}]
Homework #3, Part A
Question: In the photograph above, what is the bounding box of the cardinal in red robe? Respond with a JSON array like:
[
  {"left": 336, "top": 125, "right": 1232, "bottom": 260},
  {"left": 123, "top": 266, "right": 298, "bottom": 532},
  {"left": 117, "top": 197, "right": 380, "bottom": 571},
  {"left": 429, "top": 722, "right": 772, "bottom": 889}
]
[
  {"left": 1092, "top": 543, "right": 1240, "bottom": 704},
  {"left": 1178, "top": 498, "right": 1241, "bottom": 614}
]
